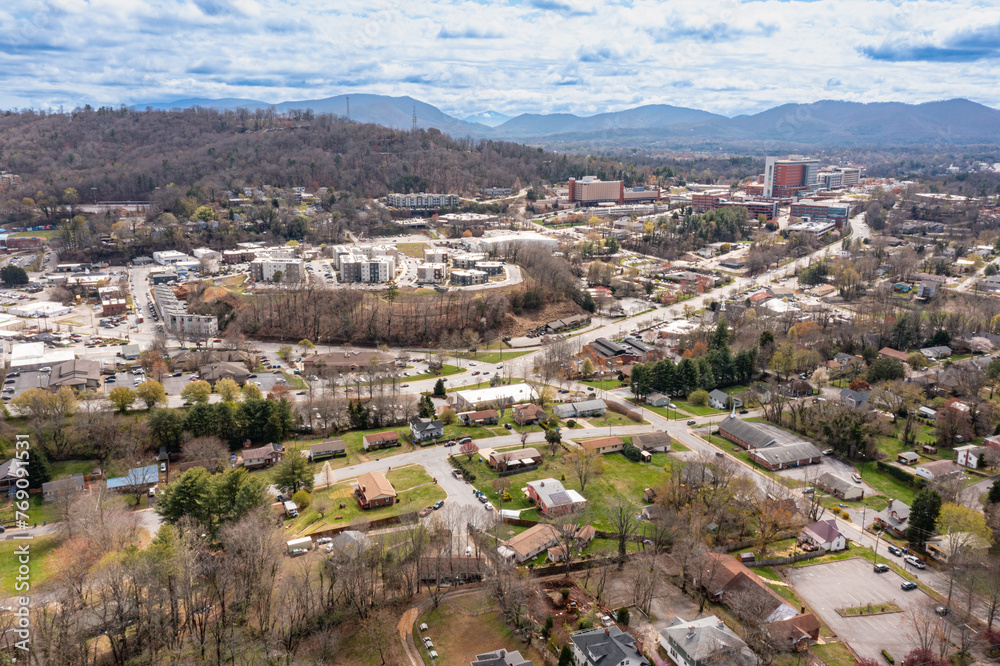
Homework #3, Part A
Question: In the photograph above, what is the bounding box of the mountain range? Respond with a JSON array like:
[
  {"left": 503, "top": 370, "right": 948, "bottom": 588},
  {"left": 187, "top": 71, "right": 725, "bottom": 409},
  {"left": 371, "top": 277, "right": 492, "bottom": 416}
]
[{"left": 133, "top": 95, "right": 1000, "bottom": 147}]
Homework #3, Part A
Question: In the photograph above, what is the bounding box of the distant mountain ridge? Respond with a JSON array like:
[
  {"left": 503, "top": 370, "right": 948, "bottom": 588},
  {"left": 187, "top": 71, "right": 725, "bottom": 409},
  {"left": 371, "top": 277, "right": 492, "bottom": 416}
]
[{"left": 132, "top": 95, "right": 1000, "bottom": 146}]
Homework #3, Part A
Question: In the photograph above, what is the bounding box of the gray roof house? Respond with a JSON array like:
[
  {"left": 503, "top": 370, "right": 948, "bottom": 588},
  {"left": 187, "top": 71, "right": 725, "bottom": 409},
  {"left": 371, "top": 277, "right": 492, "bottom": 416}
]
[
  {"left": 553, "top": 399, "right": 607, "bottom": 419},
  {"left": 42, "top": 474, "right": 85, "bottom": 502},
  {"left": 645, "top": 392, "right": 671, "bottom": 407},
  {"left": 839, "top": 387, "right": 870, "bottom": 408},
  {"left": 329, "top": 530, "right": 370, "bottom": 558},
  {"left": 749, "top": 441, "right": 822, "bottom": 471},
  {"left": 660, "top": 616, "right": 756, "bottom": 666},
  {"left": 874, "top": 499, "right": 910, "bottom": 537},
  {"left": 571, "top": 626, "right": 649, "bottom": 666},
  {"left": 633, "top": 432, "right": 672, "bottom": 452},
  {"left": 409, "top": 416, "right": 444, "bottom": 442},
  {"left": 816, "top": 472, "right": 863, "bottom": 500},
  {"left": 308, "top": 438, "right": 346, "bottom": 461},
  {"left": 471, "top": 649, "right": 534, "bottom": 666},
  {"left": 718, "top": 416, "right": 778, "bottom": 450},
  {"left": 920, "top": 346, "right": 952, "bottom": 359},
  {"left": 708, "top": 389, "right": 742, "bottom": 410}
]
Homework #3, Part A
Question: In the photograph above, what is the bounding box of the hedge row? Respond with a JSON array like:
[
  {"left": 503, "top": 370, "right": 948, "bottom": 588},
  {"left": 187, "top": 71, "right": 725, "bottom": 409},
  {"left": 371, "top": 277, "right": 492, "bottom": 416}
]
[{"left": 875, "top": 461, "right": 925, "bottom": 489}]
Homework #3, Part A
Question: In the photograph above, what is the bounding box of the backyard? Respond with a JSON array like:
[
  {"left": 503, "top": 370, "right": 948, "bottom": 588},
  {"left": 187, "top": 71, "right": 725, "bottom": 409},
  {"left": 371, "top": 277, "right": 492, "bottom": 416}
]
[
  {"left": 0, "top": 535, "right": 60, "bottom": 596},
  {"left": 287, "top": 464, "right": 446, "bottom": 536},
  {"left": 455, "top": 446, "right": 679, "bottom": 530}
]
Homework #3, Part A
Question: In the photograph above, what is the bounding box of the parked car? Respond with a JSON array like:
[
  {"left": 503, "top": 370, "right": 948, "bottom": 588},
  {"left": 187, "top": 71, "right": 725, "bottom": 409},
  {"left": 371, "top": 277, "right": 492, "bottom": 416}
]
[
  {"left": 905, "top": 555, "right": 925, "bottom": 569},
  {"left": 887, "top": 545, "right": 903, "bottom": 557},
  {"left": 315, "top": 537, "right": 332, "bottom": 545},
  {"left": 419, "top": 507, "right": 433, "bottom": 518},
  {"left": 687, "top": 420, "right": 697, "bottom": 426},
  {"left": 901, "top": 581, "right": 918, "bottom": 591},
  {"left": 851, "top": 473, "right": 862, "bottom": 483},
  {"left": 484, "top": 501, "right": 494, "bottom": 511},
  {"left": 873, "top": 563, "right": 889, "bottom": 573},
  {"left": 433, "top": 500, "right": 444, "bottom": 510},
  {"left": 739, "top": 409, "right": 749, "bottom": 414},
  {"left": 822, "top": 449, "right": 834, "bottom": 456},
  {"left": 935, "top": 606, "right": 949, "bottom": 616}
]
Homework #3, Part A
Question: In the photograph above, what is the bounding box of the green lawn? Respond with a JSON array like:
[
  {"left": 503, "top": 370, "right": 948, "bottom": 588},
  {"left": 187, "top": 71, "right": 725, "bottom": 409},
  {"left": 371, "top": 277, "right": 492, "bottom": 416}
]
[
  {"left": 282, "top": 372, "right": 307, "bottom": 389},
  {"left": 0, "top": 535, "right": 59, "bottom": 596},
  {"left": 10, "top": 229, "right": 57, "bottom": 239},
  {"left": 630, "top": 401, "right": 692, "bottom": 420},
  {"left": 579, "top": 378, "right": 624, "bottom": 391},
  {"left": 49, "top": 459, "right": 98, "bottom": 479},
  {"left": 855, "top": 461, "right": 918, "bottom": 505},
  {"left": 0, "top": 494, "right": 61, "bottom": 527},
  {"left": 406, "top": 364, "right": 465, "bottom": 382},
  {"left": 810, "top": 642, "right": 856, "bottom": 666},
  {"left": 674, "top": 399, "right": 726, "bottom": 416},
  {"left": 457, "top": 447, "right": 678, "bottom": 530},
  {"left": 443, "top": 378, "right": 524, "bottom": 393},
  {"left": 454, "top": 349, "right": 533, "bottom": 364},
  {"left": 583, "top": 412, "right": 645, "bottom": 427},
  {"left": 288, "top": 464, "right": 446, "bottom": 536}
]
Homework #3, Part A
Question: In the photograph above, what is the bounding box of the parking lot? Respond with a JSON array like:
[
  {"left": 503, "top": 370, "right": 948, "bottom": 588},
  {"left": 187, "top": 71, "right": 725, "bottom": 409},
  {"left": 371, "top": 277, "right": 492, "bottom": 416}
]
[{"left": 786, "top": 557, "right": 939, "bottom": 662}]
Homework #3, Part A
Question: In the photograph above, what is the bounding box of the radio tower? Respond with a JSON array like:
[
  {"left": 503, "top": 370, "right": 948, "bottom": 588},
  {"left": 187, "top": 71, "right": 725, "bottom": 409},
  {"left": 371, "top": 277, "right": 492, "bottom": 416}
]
[
  {"left": 412, "top": 102, "right": 418, "bottom": 132},
  {"left": 345, "top": 96, "right": 350, "bottom": 121}
]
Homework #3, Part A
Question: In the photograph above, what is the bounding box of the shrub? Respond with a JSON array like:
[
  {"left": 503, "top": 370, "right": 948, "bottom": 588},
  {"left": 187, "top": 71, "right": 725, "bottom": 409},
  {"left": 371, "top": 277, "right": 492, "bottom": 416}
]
[
  {"left": 616, "top": 607, "right": 630, "bottom": 626},
  {"left": 567, "top": 419, "right": 577, "bottom": 428},
  {"left": 876, "top": 461, "right": 925, "bottom": 488},
  {"left": 622, "top": 443, "right": 642, "bottom": 462},
  {"left": 688, "top": 389, "right": 710, "bottom": 406},
  {"left": 291, "top": 489, "right": 311, "bottom": 510}
]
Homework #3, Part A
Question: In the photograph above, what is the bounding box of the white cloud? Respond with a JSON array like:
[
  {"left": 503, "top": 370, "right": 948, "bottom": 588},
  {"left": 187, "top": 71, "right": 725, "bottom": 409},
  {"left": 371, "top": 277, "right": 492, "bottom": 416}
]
[{"left": 0, "top": 0, "right": 995, "bottom": 118}]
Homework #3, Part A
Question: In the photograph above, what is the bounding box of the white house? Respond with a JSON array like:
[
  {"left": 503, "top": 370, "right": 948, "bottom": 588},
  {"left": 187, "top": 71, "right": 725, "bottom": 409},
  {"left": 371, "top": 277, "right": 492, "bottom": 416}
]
[
  {"left": 954, "top": 444, "right": 986, "bottom": 469},
  {"left": 660, "top": 616, "right": 756, "bottom": 666},
  {"left": 708, "top": 389, "right": 741, "bottom": 410},
  {"left": 800, "top": 518, "right": 847, "bottom": 552},
  {"left": 915, "top": 459, "right": 964, "bottom": 482}
]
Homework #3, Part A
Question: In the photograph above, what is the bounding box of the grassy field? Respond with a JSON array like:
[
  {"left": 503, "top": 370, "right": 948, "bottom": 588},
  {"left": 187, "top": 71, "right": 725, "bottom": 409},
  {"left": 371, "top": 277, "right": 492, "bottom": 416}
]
[
  {"left": 631, "top": 401, "right": 692, "bottom": 420},
  {"left": 673, "top": 399, "right": 726, "bottom": 416},
  {"left": 288, "top": 464, "right": 446, "bottom": 536},
  {"left": 396, "top": 242, "right": 429, "bottom": 258},
  {"left": 443, "top": 378, "right": 524, "bottom": 393},
  {"left": 457, "top": 446, "right": 678, "bottom": 530},
  {"left": 418, "top": 594, "right": 546, "bottom": 666},
  {"left": 810, "top": 642, "right": 857, "bottom": 666},
  {"left": 579, "top": 378, "right": 624, "bottom": 391},
  {"left": 49, "top": 459, "right": 98, "bottom": 479},
  {"left": 0, "top": 535, "right": 60, "bottom": 595},
  {"left": 583, "top": 412, "right": 645, "bottom": 427},
  {"left": 10, "top": 229, "right": 57, "bottom": 239},
  {"left": 406, "top": 364, "right": 465, "bottom": 382}
]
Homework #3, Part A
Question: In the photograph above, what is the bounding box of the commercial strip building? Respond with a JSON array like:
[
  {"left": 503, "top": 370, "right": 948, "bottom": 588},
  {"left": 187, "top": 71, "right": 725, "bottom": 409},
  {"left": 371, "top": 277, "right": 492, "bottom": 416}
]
[{"left": 151, "top": 284, "right": 219, "bottom": 338}]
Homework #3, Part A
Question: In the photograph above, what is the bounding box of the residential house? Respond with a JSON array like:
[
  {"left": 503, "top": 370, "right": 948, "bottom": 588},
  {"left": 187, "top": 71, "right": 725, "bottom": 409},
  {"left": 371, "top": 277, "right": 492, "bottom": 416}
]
[
  {"left": 362, "top": 431, "right": 400, "bottom": 451},
  {"left": 487, "top": 447, "right": 542, "bottom": 473},
  {"left": 570, "top": 626, "right": 650, "bottom": 666},
  {"left": 471, "top": 648, "right": 533, "bottom": 666},
  {"left": 768, "top": 614, "right": 821, "bottom": 653},
  {"left": 632, "top": 432, "right": 672, "bottom": 452},
  {"left": 800, "top": 518, "right": 847, "bottom": 552},
  {"left": 955, "top": 444, "right": 986, "bottom": 469},
  {"left": 580, "top": 436, "right": 624, "bottom": 455},
  {"left": 645, "top": 392, "right": 671, "bottom": 407},
  {"left": 749, "top": 442, "right": 822, "bottom": 471},
  {"left": 458, "top": 409, "right": 499, "bottom": 426},
  {"left": 544, "top": 314, "right": 591, "bottom": 334},
  {"left": 525, "top": 478, "right": 587, "bottom": 516},
  {"left": 873, "top": 499, "right": 910, "bottom": 538},
  {"left": 552, "top": 399, "right": 607, "bottom": 420},
  {"left": 920, "top": 346, "right": 952, "bottom": 360},
  {"left": 816, "top": 472, "right": 863, "bottom": 500},
  {"left": 328, "top": 530, "right": 369, "bottom": 558},
  {"left": 512, "top": 403, "right": 547, "bottom": 426},
  {"left": 917, "top": 406, "right": 937, "bottom": 420},
  {"left": 915, "top": 459, "right": 964, "bottom": 482},
  {"left": 659, "top": 616, "right": 756, "bottom": 666},
  {"left": 242, "top": 443, "right": 282, "bottom": 468},
  {"left": 780, "top": 379, "right": 813, "bottom": 398},
  {"left": 718, "top": 416, "right": 777, "bottom": 450},
  {"left": 681, "top": 463, "right": 716, "bottom": 489},
  {"left": 839, "top": 387, "right": 870, "bottom": 408},
  {"left": 708, "top": 389, "right": 741, "bottom": 410},
  {"left": 925, "top": 532, "right": 990, "bottom": 564},
  {"left": 897, "top": 451, "right": 920, "bottom": 465},
  {"left": 0, "top": 459, "right": 21, "bottom": 495},
  {"left": 833, "top": 352, "right": 864, "bottom": 368},
  {"left": 409, "top": 416, "right": 444, "bottom": 442},
  {"left": 355, "top": 471, "right": 396, "bottom": 509},
  {"left": 41, "top": 474, "right": 85, "bottom": 502},
  {"left": 917, "top": 281, "right": 939, "bottom": 299},
  {"left": 308, "top": 438, "right": 346, "bottom": 461},
  {"left": 698, "top": 552, "right": 798, "bottom": 623},
  {"left": 107, "top": 465, "right": 159, "bottom": 492},
  {"left": 47, "top": 359, "right": 102, "bottom": 391},
  {"left": 497, "top": 523, "right": 561, "bottom": 563},
  {"left": 878, "top": 347, "right": 910, "bottom": 362},
  {"left": 199, "top": 361, "right": 250, "bottom": 385}
]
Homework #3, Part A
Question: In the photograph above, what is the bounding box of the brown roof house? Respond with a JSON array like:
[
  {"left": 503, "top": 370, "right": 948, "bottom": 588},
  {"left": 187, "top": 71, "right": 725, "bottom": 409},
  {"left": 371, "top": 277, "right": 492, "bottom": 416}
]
[
  {"left": 513, "top": 403, "right": 546, "bottom": 426},
  {"left": 633, "top": 432, "right": 672, "bottom": 452},
  {"left": 487, "top": 447, "right": 542, "bottom": 473},
  {"left": 497, "top": 523, "right": 560, "bottom": 563},
  {"left": 48, "top": 359, "right": 101, "bottom": 391},
  {"left": 580, "top": 436, "right": 624, "bottom": 455},
  {"left": 308, "top": 438, "right": 346, "bottom": 461},
  {"left": 699, "top": 552, "right": 798, "bottom": 623},
  {"left": 199, "top": 361, "right": 251, "bottom": 385},
  {"left": 242, "top": 442, "right": 282, "bottom": 469},
  {"left": 458, "top": 409, "right": 499, "bottom": 426},
  {"left": 355, "top": 471, "right": 396, "bottom": 509},
  {"left": 362, "top": 431, "right": 400, "bottom": 451}
]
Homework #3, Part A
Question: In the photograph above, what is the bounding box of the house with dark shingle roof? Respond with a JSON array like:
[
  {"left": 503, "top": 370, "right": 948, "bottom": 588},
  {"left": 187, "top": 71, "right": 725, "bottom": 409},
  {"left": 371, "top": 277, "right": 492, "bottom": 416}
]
[
  {"left": 571, "top": 626, "right": 649, "bottom": 666},
  {"left": 308, "top": 438, "right": 346, "bottom": 461},
  {"left": 800, "top": 518, "right": 846, "bottom": 551},
  {"left": 632, "top": 432, "right": 672, "bottom": 452},
  {"left": 874, "top": 499, "right": 910, "bottom": 538},
  {"left": 839, "top": 387, "right": 870, "bottom": 408},
  {"left": 718, "top": 416, "right": 777, "bottom": 450},
  {"left": 409, "top": 416, "right": 444, "bottom": 442},
  {"left": 660, "top": 615, "right": 756, "bottom": 666}
]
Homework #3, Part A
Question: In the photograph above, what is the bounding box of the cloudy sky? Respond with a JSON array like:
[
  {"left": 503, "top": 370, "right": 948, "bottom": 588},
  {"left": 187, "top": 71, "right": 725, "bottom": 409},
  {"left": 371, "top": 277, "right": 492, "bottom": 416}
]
[{"left": 2, "top": 0, "right": 999, "bottom": 118}]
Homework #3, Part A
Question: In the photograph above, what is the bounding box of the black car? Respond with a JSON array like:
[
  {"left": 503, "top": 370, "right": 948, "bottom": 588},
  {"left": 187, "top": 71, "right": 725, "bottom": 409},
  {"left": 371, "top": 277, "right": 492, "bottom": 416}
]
[
  {"left": 887, "top": 545, "right": 903, "bottom": 556},
  {"left": 5, "top": 372, "right": 19, "bottom": 378},
  {"left": 171, "top": 371, "right": 183, "bottom": 377},
  {"left": 901, "top": 581, "right": 918, "bottom": 591},
  {"left": 873, "top": 563, "right": 889, "bottom": 573},
  {"left": 739, "top": 409, "right": 749, "bottom": 414},
  {"left": 687, "top": 420, "right": 697, "bottom": 426},
  {"left": 432, "top": 500, "right": 444, "bottom": 510},
  {"left": 248, "top": 373, "right": 258, "bottom": 378}
]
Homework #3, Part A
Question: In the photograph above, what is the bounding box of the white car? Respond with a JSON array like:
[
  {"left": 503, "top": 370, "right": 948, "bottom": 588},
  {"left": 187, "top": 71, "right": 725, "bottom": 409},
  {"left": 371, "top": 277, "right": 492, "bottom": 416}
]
[
  {"left": 484, "top": 501, "right": 494, "bottom": 511},
  {"left": 315, "top": 537, "right": 332, "bottom": 545}
]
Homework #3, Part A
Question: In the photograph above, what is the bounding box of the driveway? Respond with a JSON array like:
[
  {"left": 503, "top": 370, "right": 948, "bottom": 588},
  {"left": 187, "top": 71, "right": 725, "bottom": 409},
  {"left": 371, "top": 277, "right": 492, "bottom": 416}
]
[{"left": 786, "top": 557, "right": 939, "bottom": 662}]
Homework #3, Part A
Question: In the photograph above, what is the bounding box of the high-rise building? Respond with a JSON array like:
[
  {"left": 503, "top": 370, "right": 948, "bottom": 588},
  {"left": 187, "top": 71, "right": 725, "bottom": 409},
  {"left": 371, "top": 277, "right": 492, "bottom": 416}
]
[{"left": 763, "top": 157, "right": 820, "bottom": 198}]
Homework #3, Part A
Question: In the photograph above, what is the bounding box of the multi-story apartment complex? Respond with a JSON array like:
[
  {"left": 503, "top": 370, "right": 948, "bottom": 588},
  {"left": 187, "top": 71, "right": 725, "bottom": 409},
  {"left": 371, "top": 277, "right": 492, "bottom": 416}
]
[
  {"left": 340, "top": 255, "right": 396, "bottom": 283},
  {"left": 250, "top": 257, "right": 304, "bottom": 283},
  {"left": 482, "top": 186, "right": 512, "bottom": 198},
  {"left": 416, "top": 262, "right": 448, "bottom": 283},
  {"left": 450, "top": 269, "right": 486, "bottom": 286},
  {"left": 452, "top": 252, "right": 488, "bottom": 269},
  {"left": 568, "top": 176, "right": 661, "bottom": 205},
  {"left": 424, "top": 248, "right": 449, "bottom": 264},
  {"left": 386, "top": 193, "right": 459, "bottom": 210},
  {"left": 152, "top": 284, "right": 218, "bottom": 338},
  {"left": 763, "top": 157, "right": 821, "bottom": 198}
]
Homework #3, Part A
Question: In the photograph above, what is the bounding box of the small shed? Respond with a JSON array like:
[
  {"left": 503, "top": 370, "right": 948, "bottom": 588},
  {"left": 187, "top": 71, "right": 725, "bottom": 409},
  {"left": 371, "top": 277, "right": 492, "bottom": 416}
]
[
  {"left": 639, "top": 450, "right": 652, "bottom": 463},
  {"left": 897, "top": 451, "right": 920, "bottom": 465},
  {"left": 921, "top": 445, "right": 938, "bottom": 455},
  {"left": 286, "top": 537, "right": 312, "bottom": 554}
]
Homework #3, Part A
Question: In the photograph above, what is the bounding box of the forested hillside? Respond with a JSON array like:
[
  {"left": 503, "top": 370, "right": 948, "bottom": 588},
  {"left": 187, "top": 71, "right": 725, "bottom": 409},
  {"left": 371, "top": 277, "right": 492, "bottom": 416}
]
[{"left": 0, "top": 106, "right": 584, "bottom": 205}]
